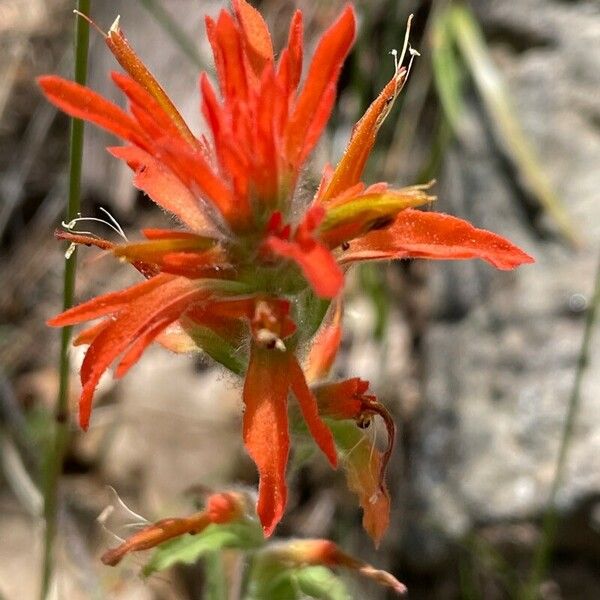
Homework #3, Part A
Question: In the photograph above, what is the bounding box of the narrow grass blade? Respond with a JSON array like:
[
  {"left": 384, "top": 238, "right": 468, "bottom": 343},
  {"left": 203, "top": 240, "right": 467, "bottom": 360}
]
[
  {"left": 137, "top": 0, "right": 205, "bottom": 68},
  {"left": 450, "top": 5, "right": 579, "bottom": 247},
  {"left": 431, "top": 8, "right": 465, "bottom": 135}
]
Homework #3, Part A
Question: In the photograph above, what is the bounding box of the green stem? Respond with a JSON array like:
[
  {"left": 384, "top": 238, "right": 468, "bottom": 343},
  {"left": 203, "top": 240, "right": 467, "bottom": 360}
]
[
  {"left": 521, "top": 247, "right": 600, "bottom": 599},
  {"left": 204, "top": 552, "right": 229, "bottom": 600},
  {"left": 40, "top": 3, "right": 90, "bottom": 598}
]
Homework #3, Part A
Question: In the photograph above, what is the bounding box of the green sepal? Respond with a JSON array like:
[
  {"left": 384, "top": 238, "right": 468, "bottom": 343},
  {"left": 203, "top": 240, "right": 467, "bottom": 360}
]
[
  {"left": 185, "top": 323, "right": 247, "bottom": 376},
  {"left": 321, "top": 191, "right": 429, "bottom": 234}
]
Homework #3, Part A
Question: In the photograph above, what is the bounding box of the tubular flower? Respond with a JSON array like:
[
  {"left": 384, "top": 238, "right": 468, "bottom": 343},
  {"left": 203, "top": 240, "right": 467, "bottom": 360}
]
[
  {"left": 101, "top": 491, "right": 246, "bottom": 566},
  {"left": 306, "top": 308, "right": 393, "bottom": 546},
  {"left": 258, "top": 539, "right": 406, "bottom": 595},
  {"left": 315, "top": 378, "right": 394, "bottom": 546},
  {"left": 41, "top": 1, "right": 533, "bottom": 538}
]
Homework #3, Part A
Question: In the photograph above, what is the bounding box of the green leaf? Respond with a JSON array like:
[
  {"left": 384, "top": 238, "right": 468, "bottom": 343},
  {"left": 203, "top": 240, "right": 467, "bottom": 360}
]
[
  {"left": 248, "top": 564, "right": 350, "bottom": 600},
  {"left": 328, "top": 419, "right": 363, "bottom": 453},
  {"left": 246, "top": 559, "right": 296, "bottom": 600},
  {"left": 142, "top": 520, "right": 264, "bottom": 576},
  {"left": 295, "top": 566, "right": 351, "bottom": 600}
]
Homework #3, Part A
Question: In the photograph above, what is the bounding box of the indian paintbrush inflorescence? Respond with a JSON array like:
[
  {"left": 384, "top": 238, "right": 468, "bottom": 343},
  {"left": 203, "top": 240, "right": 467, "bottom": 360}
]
[{"left": 40, "top": 0, "right": 533, "bottom": 584}]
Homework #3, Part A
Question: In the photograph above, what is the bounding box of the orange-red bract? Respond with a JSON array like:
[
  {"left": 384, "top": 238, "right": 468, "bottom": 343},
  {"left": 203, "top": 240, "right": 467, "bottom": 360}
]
[{"left": 244, "top": 344, "right": 337, "bottom": 536}]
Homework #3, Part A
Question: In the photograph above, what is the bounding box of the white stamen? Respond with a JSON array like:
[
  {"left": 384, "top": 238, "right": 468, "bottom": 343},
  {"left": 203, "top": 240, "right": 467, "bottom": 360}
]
[
  {"left": 97, "top": 486, "right": 149, "bottom": 544},
  {"left": 73, "top": 9, "right": 106, "bottom": 37},
  {"left": 99, "top": 206, "right": 128, "bottom": 239},
  {"left": 255, "top": 329, "right": 287, "bottom": 352},
  {"left": 109, "top": 485, "right": 148, "bottom": 523},
  {"left": 404, "top": 45, "right": 420, "bottom": 81},
  {"left": 65, "top": 243, "right": 76, "bottom": 260},
  {"left": 62, "top": 207, "right": 128, "bottom": 241},
  {"left": 390, "top": 49, "right": 399, "bottom": 73},
  {"left": 383, "top": 14, "right": 420, "bottom": 118}
]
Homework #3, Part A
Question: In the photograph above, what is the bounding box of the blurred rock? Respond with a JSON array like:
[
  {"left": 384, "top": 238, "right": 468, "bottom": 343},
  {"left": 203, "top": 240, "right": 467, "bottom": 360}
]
[
  {"left": 97, "top": 350, "right": 244, "bottom": 512},
  {"left": 404, "top": 0, "right": 600, "bottom": 569}
]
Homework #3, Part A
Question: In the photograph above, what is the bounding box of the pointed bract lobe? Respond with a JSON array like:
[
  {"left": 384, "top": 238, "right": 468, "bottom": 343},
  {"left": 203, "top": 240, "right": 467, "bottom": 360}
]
[
  {"left": 243, "top": 345, "right": 290, "bottom": 536},
  {"left": 158, "top": 140, "right": 239, "bottom": 225},
  {"left": 108, "top": 146, "right": 216, "bottom": 234},
  {"left": 286, "top": 5, "right": 356, "bottom": 168},
  {"left": 284, "top": 10, "right": 303, "bottom": 92},
  {"left": 114, "top": 314, "right": 178, "bottom": 379},
  {"left": 322, "top": 72, "right": 406, "bottom": 202},
  {"left": 77, "top": 277, "right": 205, "bottom": 429},
  {"left": 288, "top": 356, "right": 338, "bottom": 468},
  {"left": 343, "top": 208, "right": 534, "bottom": 269},
  {"left": 305, "top": 300, "right": 343, "bottom": 382},
  {"left": 38, "top": 76, "right": 147, "bottom": 148},
  {"left": 105, "top": 21, "right": 201, "bottom": 150},
  {"left": 298, "top": 81, "right": 337, "bottom": 166},
  {"left": 212, "top": 10, "right": 249, "bottom": 105},
  {"left": 47, "top": 273, "right": 173, "bottom": 327},
  {"left": 110, "top": 72, "right": 195, "bottom": 149},
  {"left": 232, "top": 0, "right": 274, "bottom": 77}
]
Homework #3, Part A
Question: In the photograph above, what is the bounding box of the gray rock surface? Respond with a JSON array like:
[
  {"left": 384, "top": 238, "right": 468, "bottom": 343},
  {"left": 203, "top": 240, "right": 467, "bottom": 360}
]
[{"left": 403, "top": 0, "right": 600, "bottom": 565}]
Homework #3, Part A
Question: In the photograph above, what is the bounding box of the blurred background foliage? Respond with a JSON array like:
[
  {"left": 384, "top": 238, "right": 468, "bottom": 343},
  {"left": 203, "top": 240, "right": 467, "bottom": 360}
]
[{"left": 1, "top": 0, "right": 599, "bottom": 598}]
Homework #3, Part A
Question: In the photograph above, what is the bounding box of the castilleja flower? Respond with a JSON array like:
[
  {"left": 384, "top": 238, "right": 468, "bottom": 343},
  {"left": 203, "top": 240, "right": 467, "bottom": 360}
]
[
  {"left": 40, "top": 1, "right": 533, "bottom": 539},
  {"left": 100, "top": 491, "right": 247, "bottom": 566}
]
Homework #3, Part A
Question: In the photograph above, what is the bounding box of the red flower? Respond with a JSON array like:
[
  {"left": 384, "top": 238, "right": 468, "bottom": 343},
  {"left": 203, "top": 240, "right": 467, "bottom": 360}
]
[{"left": 41, "top": 1, "right": 533, "bottom": 538}]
